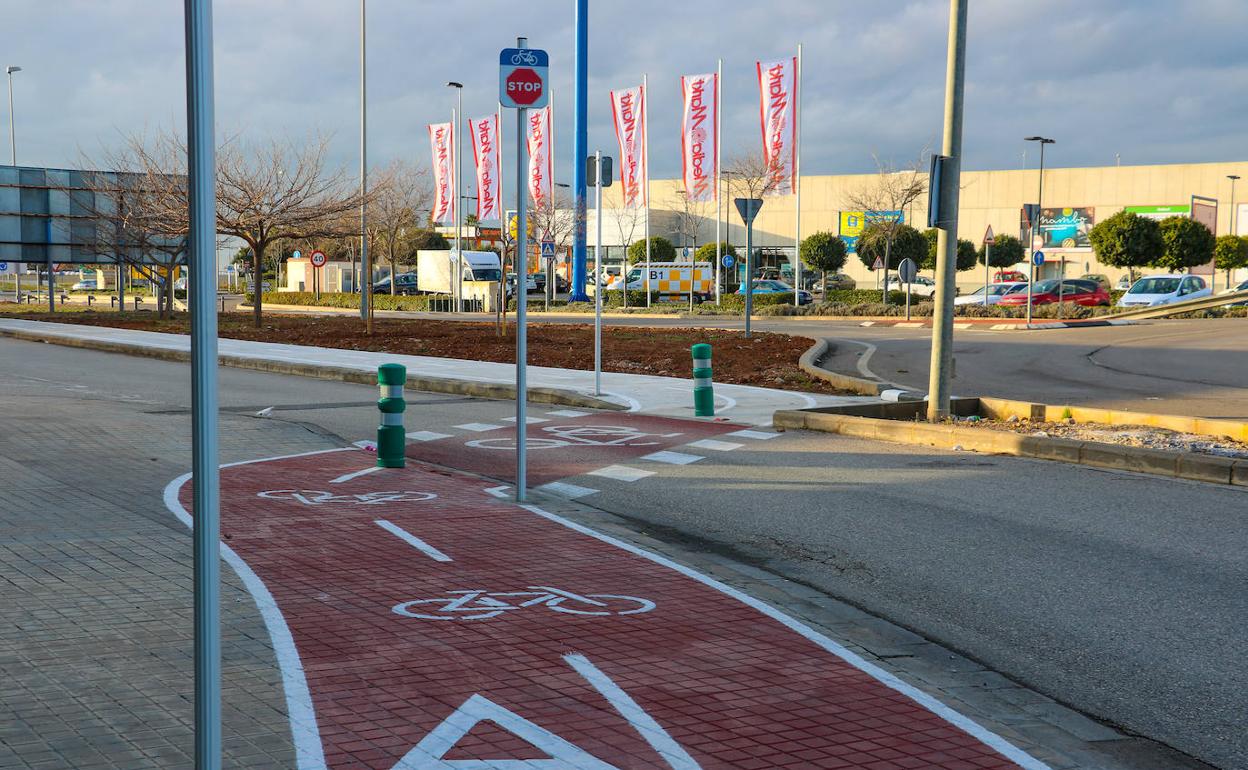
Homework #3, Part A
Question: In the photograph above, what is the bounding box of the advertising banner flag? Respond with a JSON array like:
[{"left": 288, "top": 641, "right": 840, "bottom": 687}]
[
  {"left": 680, "top": 73, "right": 717, "bottom": 203},
  {"left": 469, "top": 114, "right": 502, "bottom": 223},
  {"left": 525, "top": 106, "right": 554, "bottom": 213},
  {"left": 756, "top": 56, "right": 798, "bottom": 196},
  {"left": 610, "top": 85, "right": 647, "bottom": 208},
  {"left": 428, "top": 121, "right": 456, "bottom": 226}
]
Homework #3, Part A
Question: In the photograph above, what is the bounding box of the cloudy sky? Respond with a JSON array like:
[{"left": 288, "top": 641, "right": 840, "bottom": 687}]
[{"left": 5, "top": 0, "right": 1247, "bottom": 181}]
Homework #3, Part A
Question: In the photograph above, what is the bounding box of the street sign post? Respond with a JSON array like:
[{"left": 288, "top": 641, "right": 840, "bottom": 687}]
[
  {"left": 499, "top": 48, "right": 549, "bottom": 109},
  {"left": 897, "top": 257, "right": 918, "bottom": 321},
  {"left": 1032, "top": 250, "right": 1046, "bottom": 267},
  {"left": 982, "top": 226, "right": 995, "bottom": 306},
  {"left": 592, "top": 152, "right": 609, "bottom": 396},
  {"left": 540, "top": 241, "right": 556, "bottom": 260},
  {"left": 310, "top": 250, "right": 327, "bottom": 301},
  {"left": 734, "top": 198, "right": 764, "bottom": 338},
  {"left": 721, "top": 254, "right": 735, "bottom": 269},
  {"left": 1027, "top": 251, "right": 1044, "bottom": 326}
]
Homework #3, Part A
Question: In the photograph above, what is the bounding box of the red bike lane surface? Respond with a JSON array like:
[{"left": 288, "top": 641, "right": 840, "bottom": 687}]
[
  {"left": 171, "top": 448, "right": 1043, "bottom": 770},
  {"left": 404, "top": 413, "right": 742, "bottom": 486}
]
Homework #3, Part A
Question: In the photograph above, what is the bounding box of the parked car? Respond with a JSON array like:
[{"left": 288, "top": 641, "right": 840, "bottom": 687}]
[
  {"left": 1116, "top": 274, "right": 1211, "bottom": 308},
  {"left": 954, "top": 282, "right": 1027, "bottom": 306},
  {"left": 507, "top": 272, "right": 539, "bottom": 294},
  {"left": 1115, "top": 274, "right": 1134, "bottom": 290},
  {"left": 1080, "top": 273, "right": 1111, "bottom": 291},
  {"left": 737, "top": 279, "right": 813, "bottom": 305},
  {"left": 1221, "top": 278, "right": 1248, "bottom": 306},
  {"left": 994, "top": 270, "right": 1028, "bottom": 283},
  {"left": 997, "top": 278, "right": 1110, "bottom": 307},
  {"left": 823, "top": 272, "right": 856, "bottom": 290},
  {"left": 885, "top": 273, "right": 941, "bottom": 298},
  {"left": 70, "top": 279, "right": 98, "bottom": 291},
  {"left": 371, "top": 271, "right": 419, "bottom": 295}
]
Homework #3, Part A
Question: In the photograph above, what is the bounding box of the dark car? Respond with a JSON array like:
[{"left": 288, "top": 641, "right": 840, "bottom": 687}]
[
  {"left": 371, "top": 272, "right": 418, "bottom": 295},
  {"left": 996, "top": 278, "right": 1110, "bottom": 307}
]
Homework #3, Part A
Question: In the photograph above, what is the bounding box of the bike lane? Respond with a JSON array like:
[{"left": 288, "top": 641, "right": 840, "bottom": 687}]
[
  {"left": 167, "top": 448, "right": 1047, "bottom": 770},
  {"left": 404, "top": 412, "right": 742, "bottom": 486}
]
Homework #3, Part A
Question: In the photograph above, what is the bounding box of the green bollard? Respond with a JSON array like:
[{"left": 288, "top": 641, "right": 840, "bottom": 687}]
[
  {"left": 692, "top": 343, "right": 714, "bottom": 417},
  {"left": 376, "top": 363, "right": 407, "bottom": 468}
]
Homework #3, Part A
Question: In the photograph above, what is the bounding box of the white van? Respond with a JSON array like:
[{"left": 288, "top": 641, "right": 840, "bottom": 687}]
[{"left": 607, "top": 262, "right": 714, "bottom": 301}]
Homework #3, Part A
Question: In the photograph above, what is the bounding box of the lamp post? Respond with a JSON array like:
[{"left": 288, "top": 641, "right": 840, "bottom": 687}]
[
  {"left": 1024, "top": 136, "right": 1054, "bottom": 326},
  {"left": 6, "top": 65, "right": 20, "bottom": 166},
  {"left": 359, "top": 0, "right": 370, "bottom": 329},
  {"left": 1229, "top": 174, "right": 1241, "bottom": 291},
  {"left": 448, "top": 81, "right": 464, "bottom": 312}
]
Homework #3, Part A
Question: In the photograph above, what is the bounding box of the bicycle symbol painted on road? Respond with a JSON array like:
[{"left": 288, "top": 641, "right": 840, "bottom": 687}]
[
  {"left": 392, "top": 586, "right": 656, "bottom": 621},
  {"left": 509, "top": 50, "right": 539, "bottom": 66},
  {"left": 465, "top": 424, "right": 683, "bottom": 451},
  {"left": 256, "top": 490, "right": 438, "bottom": 506}
]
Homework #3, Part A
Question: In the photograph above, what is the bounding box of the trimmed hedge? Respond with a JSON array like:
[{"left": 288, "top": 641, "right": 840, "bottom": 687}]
[
  {"left": 823, "top": 288, "right": 912, "bottom": 304},
  {"left": 258, "top": 291, "right": 452, "bottom": 311}
]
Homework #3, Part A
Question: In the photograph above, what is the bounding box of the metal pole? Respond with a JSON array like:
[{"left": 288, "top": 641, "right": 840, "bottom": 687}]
[
  {"left": 45, "top": 218, "right": 53, "bottom": 312},
  {"left": 643, "top": 73, "right": 651, "bottom": 307},
  {"left": 594, "top": 151, "right": 603, "bottom": 396},
  {"left": 983, "top": 243, "right": 990, "bottom": 306},
  {"left": 745, "top": 219, "right": 754, "bottom": 338},
  {"left": 359, "top": 0, "right": 370, "bottom": 326},
  {"left": 6, "top": 67, "right": 18, "bottom": 166},
  {"left": 515, "top": 36, "right": 529, "bottom": 503},
  {"left": 569, "top": 0, "right": 590, "bottom": 302},
  {"left": 455, "top": 91, "right": 463, "bottom": 312},
  {"left": 793, "top": 44, "right": 802, "bottom": 306},
  {"left": 1029, "top": 141, "right": 1048, "bottom": 327},
  {"left": 714, "top": 58, "right": 722, "bottom": 305},
  {"left": 1230, "top": 175, "right": 1240, "bottom": 291},
  {"left": 925, "top": 0, "right": 967, "bottom": 421},
  {"left": 184, "top": 0, "right": 221, "bottom": 766}
]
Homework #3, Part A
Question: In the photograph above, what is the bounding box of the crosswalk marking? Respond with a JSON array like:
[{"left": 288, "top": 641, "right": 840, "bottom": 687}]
[
  {"left": 640, "top": 451, "right": 704, "bottom": 465},
  {"left": 726, "top": 429, "right": 781, "bottom": 440},
  {"left": 587, "top": 465, "right": 656, "bottom": 482},
  {"left": 406, "top": 431, "right": 452, "bottom": 442},
  {"left": 454, "top": 422, "right": 506, "bottom": 432},
  {"left": 685, "top": 439, "right": 744, "bottom": 452}
]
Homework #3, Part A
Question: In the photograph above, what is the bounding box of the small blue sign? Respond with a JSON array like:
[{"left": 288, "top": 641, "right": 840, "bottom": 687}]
[
  {"left": 292, "top": 250, "right": 302, "bottom": 260},
  {"left": 499, "top": 48, "right": 550, "bottom": 68},
  {"left": 721, "top": 254, "right": 735, "bottom": 269},
  {"left": 1032, "top": 250, "right": 1045, "bottom": 267},
  {"left": 0, "top": 262, "right": 8, "bottom": 273},
  {"left": 540, "top": 240, "right": 556, "bottom": 259}
]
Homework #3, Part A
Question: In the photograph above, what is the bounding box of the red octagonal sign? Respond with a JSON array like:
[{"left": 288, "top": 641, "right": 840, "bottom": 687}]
[{"left": 505, "top": 68, "right": 544, "bottom": 107}]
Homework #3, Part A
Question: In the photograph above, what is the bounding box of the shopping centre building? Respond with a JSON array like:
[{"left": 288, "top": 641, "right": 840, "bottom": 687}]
[{"left": 586, "top": 160, "right": 1248, "bottom": 290}]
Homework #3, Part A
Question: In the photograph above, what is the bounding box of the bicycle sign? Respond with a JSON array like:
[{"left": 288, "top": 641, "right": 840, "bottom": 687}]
[
  {"left": 466, "top": 424, "right": 683, "bottom": 451},
  {"left": 256, "top": 490, "right": 438, "bottom": 506},
  {"left": 499, "top": 47, "right": 549, "bottom": 109},
  {"left": 392, "top": 586, "right": 656, "bottom": 621}
]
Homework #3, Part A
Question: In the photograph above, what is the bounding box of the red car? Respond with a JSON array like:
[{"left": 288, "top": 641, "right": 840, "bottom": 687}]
[
  {"left": 994, "top": 270, "right": 1028, "bottom": 283},
  {"left": 996, "top": 278, "right": 1110, "bottom": 307}
]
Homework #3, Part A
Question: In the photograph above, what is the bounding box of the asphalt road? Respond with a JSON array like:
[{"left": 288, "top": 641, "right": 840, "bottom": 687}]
[{"left": 3, "top": 337, "right": 1243, "bottom": 768}]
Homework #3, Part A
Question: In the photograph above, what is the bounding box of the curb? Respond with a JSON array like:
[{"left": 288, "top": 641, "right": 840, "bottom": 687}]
[
  {"left": 773, "top": 409, "right": 1248, "bottom": 487},
  {"left": 0, "top": 326, "right": 626, "bottom": 412},
  {"left": 797, "top": 339, "right": 887, "bottom": 396},
  {"left": 858, "top": 318, "right": 1140, "bottom": 330}
]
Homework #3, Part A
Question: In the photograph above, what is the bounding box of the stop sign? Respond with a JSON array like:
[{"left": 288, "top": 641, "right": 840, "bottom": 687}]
[{"left": 505, "top": 68, "right": 544, "bottom": 107}]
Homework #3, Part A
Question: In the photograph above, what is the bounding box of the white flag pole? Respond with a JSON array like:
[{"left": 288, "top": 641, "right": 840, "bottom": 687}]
[
  {"left": 794, "top": 44, "right": 802, "bottom": 307},
  {"left": 643, "top": 73, "right": 651, "bottom": 307},
  {"left": 715, "top": 59, "right": 722, "bottom": 305}
]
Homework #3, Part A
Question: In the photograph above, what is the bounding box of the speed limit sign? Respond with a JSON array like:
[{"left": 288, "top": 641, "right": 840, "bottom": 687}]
[{"left": 309, "top": 250, "right": 328, "bottom": 268}]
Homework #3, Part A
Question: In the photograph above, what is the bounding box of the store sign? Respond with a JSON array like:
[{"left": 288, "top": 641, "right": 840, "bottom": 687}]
[
  {"left": 838, "top": 210, "right": 902, "bottom": 253},
  {"left": 1019, "top": 206, "right": 1095, "bottom": 251}
]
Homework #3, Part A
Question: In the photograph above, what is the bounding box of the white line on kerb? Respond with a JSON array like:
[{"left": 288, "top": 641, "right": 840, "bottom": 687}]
[
  {"left": 329, "top": 466, "right": 383, "bottom": 484},
  {"left": 564, "top": 653, "right": 703, "bottom": 770},
  {"left": 375, "top": 520, "right": 453, "bottom": 562}
]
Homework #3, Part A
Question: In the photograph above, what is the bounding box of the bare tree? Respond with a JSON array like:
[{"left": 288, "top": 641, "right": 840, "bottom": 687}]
[
  {"left": 367, "top": 159, "right": 432, "bottom": 294},
  {"left": 843, "top": 153, "right": 929, "bottom": 301},
  {"left": 668, "top": 189, "right": 707, "bottom": 251},
  {"left": 724, "top": 152, "right": 781, "bottom": 201},
  {"left": 215, "top": 134, "right": 372, "bottom": 326}
]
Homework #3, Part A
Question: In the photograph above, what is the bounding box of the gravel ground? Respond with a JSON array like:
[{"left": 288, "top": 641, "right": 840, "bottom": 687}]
[{"left": 971, "top": 417, "right": 1248, "bottom": 458}]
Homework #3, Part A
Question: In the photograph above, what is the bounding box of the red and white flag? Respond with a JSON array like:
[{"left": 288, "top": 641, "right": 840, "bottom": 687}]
[
  {"left": 428, "top": 121, "right": 456, "bottom": 225},
  {"left": 525, "top": 106, "right": 554, "bottom": 212},
  {"left": 610, "top": 85, "right": 647, "bottom": 208},
  {"left": 468, "top": 114, "right": 502, "bottom": 223},
  {"left": 756, "top": 56, "right": 798, "bottom": 196},
  {"left": 680, "top": 72, "right": 717, "bottom": 203}
]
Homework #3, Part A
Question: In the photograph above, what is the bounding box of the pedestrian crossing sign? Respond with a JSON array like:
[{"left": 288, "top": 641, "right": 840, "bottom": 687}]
[{"left": 540, "top": 241, "right": 556, "bottom": 260}]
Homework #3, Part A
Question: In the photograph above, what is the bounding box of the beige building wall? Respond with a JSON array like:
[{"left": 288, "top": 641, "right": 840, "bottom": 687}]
[{"left": 586, "top": 161, "right": 1248, "bottom": 288}]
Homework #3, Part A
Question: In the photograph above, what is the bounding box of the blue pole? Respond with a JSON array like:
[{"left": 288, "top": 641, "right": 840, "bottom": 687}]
[{"left": 569, "top": 0, "right": 590, "bottom": 302}]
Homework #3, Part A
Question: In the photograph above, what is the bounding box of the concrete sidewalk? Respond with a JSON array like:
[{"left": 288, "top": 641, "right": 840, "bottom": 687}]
[{"left": 0, "top": 318, "right": 869, "bottom": 425}]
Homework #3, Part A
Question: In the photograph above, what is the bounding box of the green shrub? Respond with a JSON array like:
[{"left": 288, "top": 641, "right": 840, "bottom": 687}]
[
  {"left": 823, "top": 288, "right": 911, "bottom": 304},
  {"left": 259, "top": 291, "right": 451, "bottom": 311}
]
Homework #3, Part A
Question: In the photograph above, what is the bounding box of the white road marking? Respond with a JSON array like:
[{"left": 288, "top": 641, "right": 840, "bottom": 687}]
[
  {"left": 536, "top": 481, "right": 600, "bottom": 499},
  {"left": 565, "top": 653, "right": 704, "bottom": 770},
  {"left": 328, "top": 466, "right": 383, "bottom": 484},
  {"left": 501, "top": 416, "right": 550, "bottom": 424},
  {"left": 454, "top": 422, "right": 506, "bottom": 432},
  {"left": 546, "top": 409, "right": 590, "bottom": 418},
  {"left": 726, "top": 429, "right": 781, "bottom": 440},
  {"left": 374, "top": 520, "right": 452, "bottom": 562},
  {"left": 406, "top": 430, "right": 451, "bottom": 442},
  {"left": 685, "top": 439, "right": 743, "bottom": 452},
  {"left": 640, "top": 451, "right": 704, "bottom": 465},
  {"left": 587, "top": 465, "right": 656, "bottom": 482},
  {"left": 484, "top": 485, "right": 512, "bottom": 499}
]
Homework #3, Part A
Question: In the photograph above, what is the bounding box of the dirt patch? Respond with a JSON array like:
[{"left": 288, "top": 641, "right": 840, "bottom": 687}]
[
  {"left": 966, "top": 417, "right": 1248, "bottom": 459},
  {"left": 3, "top": 308, "right": 849, "bottom": 395}
]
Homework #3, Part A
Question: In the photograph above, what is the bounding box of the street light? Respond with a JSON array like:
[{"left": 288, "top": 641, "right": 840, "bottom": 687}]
[
  {"left": 447, "top": 81, "right": 464, "bottom": 312},
  {"left": 6, "top": 65, "right": 21, "bottom": 166},
  {"left": 1024, "top": 136, "right": 1055, "bottom": 325}
]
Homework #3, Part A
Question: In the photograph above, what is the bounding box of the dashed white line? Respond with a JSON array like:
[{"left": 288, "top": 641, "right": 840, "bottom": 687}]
[
  {"left": 374, "top": 520, "right": 453, "bottom": 562},
  {"left": 328, "top": 466, "right": 383, "bottom": 484},
  {"left": 406, "top": 430, "right": 452, "bottom": 442},
  {"left": 587, "top": 465, "right": 656, "bottom": 482},
  {"left": 546, "top": 409, "right": 590, "bottom": 418},
  {"left": 455, "top": 422, "right": 506, "bottom": 432},
  {"left": 685, "top": 439, "right": 743, "bottom": 452},
  {"left": 535, "top": 481, "right": 600, "bottom": 499},
  {"left": 501, "top": 416, "right": 550, "bottom": 424},
  {"left": 640, "top": 451, "right": 704, "bottom": 465},
  {"left": 726, "top": 429, "right": 781, "bottom": 440}
]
